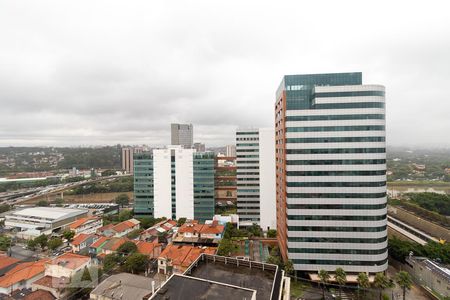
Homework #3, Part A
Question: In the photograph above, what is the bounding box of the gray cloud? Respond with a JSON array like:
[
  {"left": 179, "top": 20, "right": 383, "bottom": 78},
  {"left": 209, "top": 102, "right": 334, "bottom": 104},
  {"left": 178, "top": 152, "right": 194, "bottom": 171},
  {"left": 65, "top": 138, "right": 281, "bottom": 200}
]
[{"left": 0, "top": 0, "right": 449, "bottom": 147}]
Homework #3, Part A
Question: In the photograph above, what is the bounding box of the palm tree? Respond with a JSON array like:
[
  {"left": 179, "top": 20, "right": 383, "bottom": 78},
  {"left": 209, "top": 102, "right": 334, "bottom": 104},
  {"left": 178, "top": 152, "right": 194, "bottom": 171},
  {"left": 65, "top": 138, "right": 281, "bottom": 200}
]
[
  {"left": 373, "top": 272, "right": 390, "bottom": 300},
  {"left": 395, "top": 271, "right": 412, "bottom": 300},
  {"left": 356, "top": 272, "right": 370, "bottom": 299},
  {"left": 318, "top": 269, "right": 330, "bottom": 300},
  {"left": 334, "top": 267, "right": 347, "bottom": 299}
]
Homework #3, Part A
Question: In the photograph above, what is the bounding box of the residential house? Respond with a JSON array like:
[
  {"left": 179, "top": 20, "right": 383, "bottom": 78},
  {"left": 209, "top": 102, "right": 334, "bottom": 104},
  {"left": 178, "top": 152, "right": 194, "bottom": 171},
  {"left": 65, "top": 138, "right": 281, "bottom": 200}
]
[
  {"left": 0, "top": 260, "right": 48, "bottom": 295},
  {"left": 174, "top": 221, "right": 225, "bottom": 245},
  {"left": 70, "top": 233, "right": 98, "bottom": 253},
  {"left": 0, "top": 256, "right": 20, "bottom": 276},
  {"left": 68, "top": 217, "right": 103, "bottom": 235},
  {"left": 97, "top": 219, "right": 140, "bottom": 238},
  {"left": 31, "top": 253, "right": 92, "bottom": 299},
  {"left": 157, "top": 245, "right": 216, "bottom": 275},
  {"left": 140, "top": 219, "right": 177, "bottom": 242}
]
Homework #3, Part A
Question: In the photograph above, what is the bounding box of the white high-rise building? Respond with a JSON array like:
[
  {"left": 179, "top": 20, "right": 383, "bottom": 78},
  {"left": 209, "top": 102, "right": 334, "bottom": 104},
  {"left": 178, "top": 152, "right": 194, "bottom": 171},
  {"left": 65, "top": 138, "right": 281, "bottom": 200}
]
[
  {"left": 236, "top": 128, "right": 276, "bottom": 230},
  {"left": 226, "top": 145, "right": 236, "bottom": 157},
  {"left": 275, "top": 72, "right": 387, "bottom": 274}
]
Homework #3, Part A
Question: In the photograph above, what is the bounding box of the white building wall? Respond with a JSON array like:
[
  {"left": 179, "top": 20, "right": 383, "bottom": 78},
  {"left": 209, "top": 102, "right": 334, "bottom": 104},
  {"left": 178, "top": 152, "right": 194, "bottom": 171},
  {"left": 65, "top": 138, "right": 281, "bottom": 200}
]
[
  {"left": 153, "top": 149, "right": 172, "bottom": 219},
  {"left": 174, "top": 148, "right": 194, "bottom": 219},
  {"left": 259, "top": 128, "right": 276, "bottom": 230}
]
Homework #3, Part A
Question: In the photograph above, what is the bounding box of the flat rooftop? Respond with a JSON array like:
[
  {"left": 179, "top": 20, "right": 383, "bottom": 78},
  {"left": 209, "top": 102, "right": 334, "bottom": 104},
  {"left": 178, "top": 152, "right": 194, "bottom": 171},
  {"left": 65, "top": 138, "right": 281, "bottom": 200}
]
[
  {"left": 150, "top": 274, "right": 255, "bottom": 300},
  {"left": 185, "top": 254, "right": 281, "bottom": 300},
  {"left": 7, "top": 207, "right": 87, "bottom": 221}
]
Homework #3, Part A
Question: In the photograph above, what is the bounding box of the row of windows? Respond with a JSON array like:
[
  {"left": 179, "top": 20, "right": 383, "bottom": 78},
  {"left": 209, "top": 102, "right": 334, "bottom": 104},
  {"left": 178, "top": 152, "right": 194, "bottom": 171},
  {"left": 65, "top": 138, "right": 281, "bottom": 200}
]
[
  {"left": 288, "top": 236, "right": 387, "bottom": 243},
  {"left": 287, "top": 192, "right": 386, "bottom": 198},
  {"left": 287, "top": 203, "right": 386, "bottom": 210},
  {"left": 313, "top": 90, "right": 385, "bottom": 98},
  {"left": 286, "top": 159, "right": 386, "bottom": 165},
  {"left": 236, "top": 131, "right": 258, "bottom": 135},
  {"left": 286, "top": 136, "right": 385, "bottom": 143},
  {"left": 286, "top": 148, "right": 385, "bottom": 154},
  {"left": 236, "top": 155, "right": 259, "bottom": 158},
  {"left": 292, "top": 258, "right": 388, "bottom": 266},
  {"left": 236, "top": 143, "right": 259, "bottom": 146},
  {"left": 314, "top": 102, "right": 385, "bottom": 110},
  {"left": 236, "top": 160, "right": 259, "bottom": 164},
  {"left": 288, "top": 247, "right": 387, "bottom": 255},
  {"left": 286, "top": 125, "right": 385, "bottom": 132},
  {"left": 286, "top": 170, "right": 385, "bottom": 176},
  {"left": 287, "top": 181, "right": 386, "bottom": 187},
  {"left": 286, "top": 114, "right": 385, "bottom": 122},
  {"left": 236, "top": 149, "right": 259, "bottom": 152},
  {"left": 287, "top": 225, "right": 387, "bottom": 232},
  {"left": 287, "top": 214, "right": 386, "bottom": 221}
]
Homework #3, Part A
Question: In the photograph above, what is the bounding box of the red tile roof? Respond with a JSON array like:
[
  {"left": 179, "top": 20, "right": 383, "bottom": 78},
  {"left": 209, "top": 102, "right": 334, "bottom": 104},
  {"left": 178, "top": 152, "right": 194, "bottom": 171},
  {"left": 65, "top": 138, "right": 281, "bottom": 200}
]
[
  {"left": 24, "top": 290, "right": 56, "bottom": 300},
  {"left": 109, "top": 238, "right": 129, "bottom": 251},
  {"left": 201, "top": 224, "right": 225, "bottom": 235},
  {"left": 0, "top": 259, "right": 48, "bottom": 288},
  {"left": 97, "top": 223, "right": 114, "bottom": 233},
  {"left": 177, "top": 222, "right": 224, "bottom": 235},
  {"left": 71, "top": 233, "right": 93, "bottom": 246},
  {"left": 90, "top": 236, "right": 109, "bottom": 248},
  {"left": 178, "top": 223, "right": 204, "bottom": 234},
  {"left": 0, "top": 256, "right": 19, "bottom": 270},
  {"left": 133, "top": 241, "right": 160, "bottom": 256},
  {"left": 111, "top": 220, "right": 138, "bottom": 233},
  {"left": 159, "top": 245, "right": 216, "bottom": 269},
  {"left": 69, "top": 217, "right": 98, "bottom": 230},
  {"left": 33, "top": 275, "right": 69, "bottom": 289},
  {"left": 48, "top": 253, "right": 90, "bottom": 270}
]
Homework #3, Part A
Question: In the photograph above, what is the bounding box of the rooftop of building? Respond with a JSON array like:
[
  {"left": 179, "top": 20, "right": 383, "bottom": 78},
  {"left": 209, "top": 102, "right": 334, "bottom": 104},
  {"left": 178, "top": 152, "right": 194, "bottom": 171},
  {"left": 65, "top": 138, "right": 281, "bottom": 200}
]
[
  {"left": 71, "top": 233, "right": 96, "bottom": 246},
  {"left": 407, "top": 256, "right": 450, "bottom": 282},
  {"left": 0, "top": 256, "right": 20, "bottom": 272},
  {"left": 158, "top": 245, "right": 216, "bottom": 267},
  {"left": 69, "top": 216, "right": 100, "bottom": 229},
  {"left": 48, "top": 253, "right": 90, "bottom": 270},
  {"left": 6, "top": 207, "right": 87, "bottom": 222},
  {"left": 90, "top": 273, "right": 154, "bottom": 300},
  {"left": 0, "top": 259, "right": 48, "bottom": 288},
  {"left": 184, "top": 254, "right": 281, "bottom": 300},
  {"left": 178, "top": 220, "right": 224, "bottom": 235},
  {"left": 149, "top": 274, "right": 255, "bottom": 300}
]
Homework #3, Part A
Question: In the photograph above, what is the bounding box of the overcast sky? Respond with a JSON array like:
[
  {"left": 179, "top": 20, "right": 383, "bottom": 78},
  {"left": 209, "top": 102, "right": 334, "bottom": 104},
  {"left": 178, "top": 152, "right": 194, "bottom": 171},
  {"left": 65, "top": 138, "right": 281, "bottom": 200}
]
[{"left": 0, "top": 1, "right": 449, "bottom": 148}]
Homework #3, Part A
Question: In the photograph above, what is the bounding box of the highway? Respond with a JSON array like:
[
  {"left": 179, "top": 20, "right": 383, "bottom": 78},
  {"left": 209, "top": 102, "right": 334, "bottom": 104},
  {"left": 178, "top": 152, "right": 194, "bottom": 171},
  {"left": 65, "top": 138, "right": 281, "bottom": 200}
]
[
  {"left": 0, "top": 174, "right": 131, "bottom": 206},
  {"left": 387, "top": 215, "right": 440, "bottom": 245}
]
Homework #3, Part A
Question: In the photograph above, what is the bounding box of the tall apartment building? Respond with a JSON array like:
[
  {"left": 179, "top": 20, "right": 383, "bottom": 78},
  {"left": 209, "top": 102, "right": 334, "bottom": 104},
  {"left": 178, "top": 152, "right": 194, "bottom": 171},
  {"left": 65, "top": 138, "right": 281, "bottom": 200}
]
[
  {"left": 171, "top": 123, "right": 194, "bottom": 148},
  {"left": 193, "top": 142, "right": 206, "bottom": 152},
  {"left": 134, "top": 146, "right": 215, "bottom": 223},
  {"left": 226, "top": 145, "right": 236, "bottom": 157},
  {"left": 275, "top": 72, "right": 387, "bottom": 274},
  {"left": 121, "top": 147, "right": 144, "bottom": 174},
  {"left": 236, "top": 128, "right": 276, "bottom": 230}
]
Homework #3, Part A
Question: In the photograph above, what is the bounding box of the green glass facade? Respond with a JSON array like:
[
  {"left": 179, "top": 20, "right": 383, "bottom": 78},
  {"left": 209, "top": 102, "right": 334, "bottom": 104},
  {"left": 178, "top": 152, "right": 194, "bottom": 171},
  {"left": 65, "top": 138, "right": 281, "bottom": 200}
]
[
  {"left": 193, "top": 152, "right": 215, "bottom": 223},
  {"left": 133, "top": 152, "right": 154, "bottom": 217}
]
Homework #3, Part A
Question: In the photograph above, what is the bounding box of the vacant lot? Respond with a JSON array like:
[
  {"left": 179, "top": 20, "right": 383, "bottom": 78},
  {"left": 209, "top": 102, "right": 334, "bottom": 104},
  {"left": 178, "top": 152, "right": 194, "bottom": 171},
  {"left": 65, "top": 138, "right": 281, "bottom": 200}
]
[{"left": 24, "top": 191, "right": 133, "bottom": 204}]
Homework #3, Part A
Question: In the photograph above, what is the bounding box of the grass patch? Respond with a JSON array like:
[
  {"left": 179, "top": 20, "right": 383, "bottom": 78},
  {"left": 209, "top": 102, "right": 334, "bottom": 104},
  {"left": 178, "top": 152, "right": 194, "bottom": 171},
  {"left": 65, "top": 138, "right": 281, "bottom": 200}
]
[{"left": 290, "top": 279, "right": 310, "bottom": 298}]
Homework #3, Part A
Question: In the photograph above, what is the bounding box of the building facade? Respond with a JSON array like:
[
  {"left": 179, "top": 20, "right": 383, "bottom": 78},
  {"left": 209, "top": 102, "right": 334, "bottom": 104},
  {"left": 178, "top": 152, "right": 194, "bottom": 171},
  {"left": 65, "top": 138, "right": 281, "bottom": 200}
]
[
  {"left": 193, "top": 143, "right": 206, "bottom": 152},
  {"left": 236, "top": 128, "right": 276, "bottom": 230},
  {"left": 122, "top": 147, "right": 145, "bottom": 174},
  {"left": 134, "top": 146, "right": 215, "bottom": 223},
  {"left": 171, "top": 123, "right": 194, "bottom": 148},
  {"left": 226, "top": 145, "right": 236, "bottom": 157},
  {"left": 275, "top": 72, "right": 387, "bottom": 274}
]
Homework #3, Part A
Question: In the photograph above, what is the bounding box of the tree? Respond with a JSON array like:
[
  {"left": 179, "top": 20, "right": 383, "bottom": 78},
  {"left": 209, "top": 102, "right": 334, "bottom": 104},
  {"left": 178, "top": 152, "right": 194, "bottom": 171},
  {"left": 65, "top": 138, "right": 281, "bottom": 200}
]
[
  {"left": 101, "top": 169, "right": 116, "bottom": 177},
  {"left": 267, "top": 229, "right": 277, "bottom": 238},
  {"left": 63, "top": 230, "right": 75, "bottom": 242},
  {"left": 335, "top": 267, "right": 347, "bottom": 299},
  {"left": 103, "top": 254, "right": 120, "bottom": 273},
  {"left": 318, "top": 269, "right": 331, "bottom": 300},
  {"left": 37, "top": 200, "right": 49, "bottom": 207},
  {"left": 126, "top": 229, "right": 142, "bottom": 239},
  {"left": 48, "top": 238, "right": 63, "bottom": 251},
  {"left": 247, "top": 223, "right": 262, "bottom": 237},
  {"left": 357, "top": 272, "right": 370, "bottom": 300},
  {"left": 123, "top": 253, "right": 149, "bottom": 274},
  {"left": 177, "top": 217, "right": 187, "bottom": 227},
  {"left": 138, "top": 217, "right": 156, "bottom": 229},
  {"left": 34, "top": 234, "right": 48, "bottom": 249},
  {"left": 284, "top": 260, "right": 294, "bottom": 276},
  {"left": 115, "top": 194, "right": 129, "bottom": 208},
  {"left": 119, "top": 210, "right": 133, "bottom": 222},
  {"left": 27, "top": 239, "right": 37, "bottom": 251},
  {"left": 0, "top": 235, "right": 12, "bottom": 251},
  {"left": 395, "top": 271, "right": 412, "bottom": 300},
  {"left": 217, "top": 238, "right": 237, "bottom": 256},
  {"left": 54, "top": 197, "right": 64, "bottom": 206},
  {"left": 373, "top": 272, "right": 390, "bottom": 300},
  {"left": 116, "top": 241, "right": 137, "bottom": 255},
  {"left": 0, "top": 204, "right": 11, "bottom": 213}
]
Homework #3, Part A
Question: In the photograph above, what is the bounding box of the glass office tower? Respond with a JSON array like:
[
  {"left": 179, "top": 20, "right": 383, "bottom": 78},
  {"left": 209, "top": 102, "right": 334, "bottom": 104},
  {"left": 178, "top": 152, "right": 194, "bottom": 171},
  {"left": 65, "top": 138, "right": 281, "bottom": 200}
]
[{"left": 275, "top": 73, "right": 387, "bottom": 274}]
